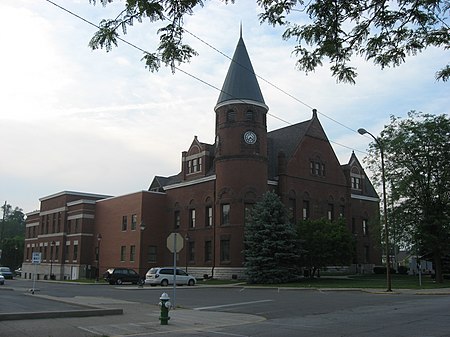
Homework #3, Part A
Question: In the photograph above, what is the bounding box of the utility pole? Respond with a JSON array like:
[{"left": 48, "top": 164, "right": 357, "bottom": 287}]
[
  {"left": 0, "top": 201, "right": 6, "bottom": 263},
  {"left": 0, "top": 201, "right": 6, "bottom": 244}
]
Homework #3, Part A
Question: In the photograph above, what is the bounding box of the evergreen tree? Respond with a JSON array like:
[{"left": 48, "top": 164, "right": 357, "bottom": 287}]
[{"left": 244, "top": 191, "right": 301, "bottom": 284}]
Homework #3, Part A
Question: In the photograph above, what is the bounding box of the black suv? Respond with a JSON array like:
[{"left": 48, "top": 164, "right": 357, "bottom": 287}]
[{"left": 103, "top": 268, "right": 142, "bottom": 285}]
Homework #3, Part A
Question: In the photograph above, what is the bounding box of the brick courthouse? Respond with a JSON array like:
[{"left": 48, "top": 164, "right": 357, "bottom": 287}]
[{"left": 23, "top": 34, "right": 381, "bottom": 281}]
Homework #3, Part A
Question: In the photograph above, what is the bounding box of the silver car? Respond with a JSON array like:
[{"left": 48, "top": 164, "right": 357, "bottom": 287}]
[
  {"left": 145, "top": 267, "right": 196, "bottom": 286},
  {"left": 0, "top": 274, "right": 4, "bottom": 285}
]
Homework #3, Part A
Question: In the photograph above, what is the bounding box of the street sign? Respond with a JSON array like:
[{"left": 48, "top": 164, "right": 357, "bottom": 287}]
[
  {"left": 32, "top": 252, "right": 42, "bottom": 264},
  {"left": 166, "top": 233, "right": 184, "bottom": 253}
]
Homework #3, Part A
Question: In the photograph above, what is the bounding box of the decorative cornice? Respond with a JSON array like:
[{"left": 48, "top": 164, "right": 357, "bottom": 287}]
[
  {"left": 164, "top": 175, "right": 216, "bottom": 190},
  {"left": 351, "top": 194, "right": 380, "bottom": 202}
]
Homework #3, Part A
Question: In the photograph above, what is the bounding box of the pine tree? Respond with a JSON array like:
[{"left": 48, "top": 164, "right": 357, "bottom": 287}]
[{"left": 244, "top": 191, "right": 301, "bottom": 284}]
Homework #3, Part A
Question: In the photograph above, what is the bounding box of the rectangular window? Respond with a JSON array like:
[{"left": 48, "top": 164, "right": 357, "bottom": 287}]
[
  {"left": 174, "top": 211, "right": 180, "bottom": 229},
  {"left": 73, "top": 244, "right": 78, "bottom": 261},
  {"left": 57, "top": 212, "right": 61, "bottom": 233},
  {"left": 327, "top": 204, "right": 334, "bottom": 221},
  {"left": 148, "top": 245, "right": 157, "bottom": 262},
  {"left": 310, "top": 161, "right": 325, "bottom": 176},
  {"left": 245, "top": 110, "right": 254, "bottom": 121},
  {"left": 362, "top": 219, "right": 368, "bottom": 236},
  {"left": 221, "top": 204, "right": 230, "bottom": 225},
  {"left": 288, "top": 198, "right": 296, "bottom": 223},
  {"left": 351, "top": 176, "right": 361, "bottom": 189},
  {"left": 339, "top": 205, "right": 345, "bottom": 218},
  {"left": 43, "top": 246, "right": 47, "bottom": 260},
  {"left": 220, "top": 239, "right": 230, "bottom": 262},
  {"left": 122, "top": 216, "right": 127, "bottom": 231},
  {"left": 55, "top": 245, "right": 59, "bottom": 261},
  {"left": 188, "top": 241, "right": 195, "bottom": 262},
  {"left": 244, "top": 203, "right": 254, "bottom": 226},
  {"left": 193, "top": 158, "right": 198, "bottom": 172},
  {"left": 302, "top": 200, "right": 310, "bottom": 220},
  {"left": 364, "top": 245, "right": 370, "bottom": 263},
  {"left": 131, "top": 214, "right": 137, "bottom": 230},
  {"left": 75, "top": 219, "right": 79, "bottom": 233},
  {"left": 120, "top": 246, "right": 126, "bottom": 262},
  {"left": 205, "top": 206, "right": 213, "bottom": 227},
  {"left": 52, "top": 214, "right": 56, "bottom": 233},
  {"left": 189, "top": 209, "right": 196, "bottom": 228},
  {"left": 227, "top": 110, "right": 236, "bottom": 122},
  {"left": 204, "top": 240, "right": 212, "bottom": 262},
  {"left": 64, "top": 243, "right": 70, "bottom": 262},
  {"left": 130, "top": 245, "right": 136, "bottom": 262},
  {"left": 67, "top": 220, "right": 71, "bottom": 234},
  {"left": 187, "top": 160, "right": 192, "bottom": 173}
]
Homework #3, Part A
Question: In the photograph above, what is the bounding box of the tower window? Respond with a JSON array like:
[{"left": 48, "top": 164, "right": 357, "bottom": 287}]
[
  {"left": 227, "top": 110, "right": 236, "bottom": 122},
  {"left": 245, "top": 110, "right": 254, "bottom": 121}
]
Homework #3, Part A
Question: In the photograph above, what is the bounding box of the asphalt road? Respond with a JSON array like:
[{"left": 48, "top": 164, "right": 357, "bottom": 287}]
[{"left": 1, "top": 279, "right": 450, "bottom": 337}]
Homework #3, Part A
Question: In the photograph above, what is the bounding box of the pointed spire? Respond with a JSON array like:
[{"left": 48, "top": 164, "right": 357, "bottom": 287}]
[{"left": 215, "top": 28, "right": 268, "bottom": 111}]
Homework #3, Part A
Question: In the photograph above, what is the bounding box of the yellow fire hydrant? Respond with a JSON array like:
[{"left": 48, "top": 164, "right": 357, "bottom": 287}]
[{"left": 159, "top": 292, "right": 171, "bottom": 325}]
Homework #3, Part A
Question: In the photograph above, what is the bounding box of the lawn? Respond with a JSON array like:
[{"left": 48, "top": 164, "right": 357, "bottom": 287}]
[{"left": 203, "top": 274, "right": 449, "bottom": 290}]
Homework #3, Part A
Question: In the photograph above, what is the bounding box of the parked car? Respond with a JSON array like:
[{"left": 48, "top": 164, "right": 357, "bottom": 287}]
[
  {"left": 0, "top": 267, "right": 13, "bottom": 279},
  {"left": 103, "top": 268, "right": 143, "bottom": 285},
  {"left": 145, "top": 267, "right": 196, "bottom": 286},
  {"left": 0, "top": 274, "right": 4, "bottom": 285}
]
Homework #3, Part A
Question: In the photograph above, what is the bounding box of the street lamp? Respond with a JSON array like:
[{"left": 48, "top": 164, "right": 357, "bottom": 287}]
[
  {"left": 185, "top": 233, "right": 190, "bottom": 273},
  {"left": 50, "top": 241, "right": 55, "bottom": 280},
  {"left": 139, "top": 222, "right": 146, "bottom": 277},
  {"left": 96, "top": 233, "right": 102, "bottom": 282},
  {"left": 358, "top": 128, "right": 392, "bottom": 292}
]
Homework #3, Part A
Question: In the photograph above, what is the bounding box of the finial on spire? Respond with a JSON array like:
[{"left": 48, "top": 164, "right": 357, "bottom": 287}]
[{"left": 240, "top": 21, "right": 242, "bottom": 38}]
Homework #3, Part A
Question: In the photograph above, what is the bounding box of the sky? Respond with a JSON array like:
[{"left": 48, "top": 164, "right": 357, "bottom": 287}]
[{"left": 1, "top": 0, "right": 449, "bottom": 214}]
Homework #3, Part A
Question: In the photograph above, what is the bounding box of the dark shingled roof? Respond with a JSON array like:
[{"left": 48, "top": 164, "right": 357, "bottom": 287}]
[
  {"left": 215, "top": 35, "right": 266, "bottom": 110},
  {"left": 267, "top": 120, "right": 310, "bottom": 179}
]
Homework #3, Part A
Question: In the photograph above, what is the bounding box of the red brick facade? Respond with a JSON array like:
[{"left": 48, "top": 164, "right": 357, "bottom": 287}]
[{"left": 22, "top": 36, "right": 381, "bottom": 280}]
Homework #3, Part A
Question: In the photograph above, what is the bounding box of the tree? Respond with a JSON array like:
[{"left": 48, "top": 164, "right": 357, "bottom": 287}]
[
  {"left": 244, "top": 191, "right": 301, "bottom": 284},
  {"left": 296, "top": 218, "right": 355, "bottom": 277},
  {"left": 88, "top": 0, "right": 450, "bottom": 83},
  {"left": 0, "top": 203, "right": 25, "bottom": 268},
  {"left": 365, "top": 112, "right": 450, "bottom": 283}
]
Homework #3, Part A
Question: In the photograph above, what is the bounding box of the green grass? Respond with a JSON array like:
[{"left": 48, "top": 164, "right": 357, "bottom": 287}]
[
  {"left": 259, "top": 274, "right": 450, "bottom": 289},
  {"left": 203, "top": 274, "right": 449, "bottom": 290}
]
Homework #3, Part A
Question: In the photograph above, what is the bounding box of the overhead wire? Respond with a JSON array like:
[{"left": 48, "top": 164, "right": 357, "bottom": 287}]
[{"left": 44, "top": 0, "right": 368, "bottom": 155}]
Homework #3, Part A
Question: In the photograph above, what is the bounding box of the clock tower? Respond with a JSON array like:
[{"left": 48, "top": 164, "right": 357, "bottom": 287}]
[{"left": 213, "top": 31, "right": 269, "bottom": 267}]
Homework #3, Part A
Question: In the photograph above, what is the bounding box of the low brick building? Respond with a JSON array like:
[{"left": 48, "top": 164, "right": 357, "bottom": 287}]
[{"left": 22, "top": 34, "right": 381, "bottom": 281}]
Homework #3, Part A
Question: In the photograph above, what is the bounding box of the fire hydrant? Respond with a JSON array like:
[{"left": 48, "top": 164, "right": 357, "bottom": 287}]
[{"left": 159, "top": 292, "right": 171, "bottom": 325}]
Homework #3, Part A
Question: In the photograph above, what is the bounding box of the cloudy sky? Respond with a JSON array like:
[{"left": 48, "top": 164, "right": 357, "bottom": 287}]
[{"left": 1, "top": 0, "right": 449, "bottom": 213}]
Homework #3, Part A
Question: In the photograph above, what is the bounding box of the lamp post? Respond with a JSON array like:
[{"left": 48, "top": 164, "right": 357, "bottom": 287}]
[
  {"left": 358, "top": 128, "right": 392, "bottom": 292},
  {"left": 50, "top": 241, "right": 55, "bottom": 280},
  {"left": 139, "top": 222, "right": 146, "bottom": 277},
  {"left": 185, "top": 233, "right": 190, "bottom": 273},
  {"left": 96, "top": 234, "right": 102, "bottom": 282}
]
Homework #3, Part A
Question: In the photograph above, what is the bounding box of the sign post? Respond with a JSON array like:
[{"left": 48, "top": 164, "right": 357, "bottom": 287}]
[
  {"left": 31, "top": 252, "right": 41, "bottom": 294},
  {"left": 166, "top": 233, "right": 184, "bottom": 309}
]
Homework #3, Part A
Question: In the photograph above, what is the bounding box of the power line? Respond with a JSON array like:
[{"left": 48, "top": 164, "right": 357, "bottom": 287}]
[{"left": 44, "top": 0, "right": 368, "bottom": 155}]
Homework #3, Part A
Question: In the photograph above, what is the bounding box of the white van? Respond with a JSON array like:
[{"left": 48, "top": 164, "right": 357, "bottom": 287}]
[{"left": 145, "top": 267, "right": 196, "bottom": 286}]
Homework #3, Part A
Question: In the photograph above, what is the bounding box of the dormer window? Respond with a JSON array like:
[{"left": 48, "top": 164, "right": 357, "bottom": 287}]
[
  {"left": 187, "top": 157, "right": 202, "bottom": 174},
  {"left": 350, "top": 166, "right": 363, "bottom": 190}
]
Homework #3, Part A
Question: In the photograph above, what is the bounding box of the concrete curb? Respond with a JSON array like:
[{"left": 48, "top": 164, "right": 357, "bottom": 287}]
[{"left": 0, "top": 308, "right": 123, "bottom": 321}]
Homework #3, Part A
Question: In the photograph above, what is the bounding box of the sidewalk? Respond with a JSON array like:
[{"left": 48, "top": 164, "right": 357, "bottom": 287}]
[{"left": 0, "top": 288, "right": 265, "bottom": 337}]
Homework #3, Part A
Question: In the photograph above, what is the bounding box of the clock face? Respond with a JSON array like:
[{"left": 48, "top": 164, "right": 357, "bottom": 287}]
[{"left": 243, "top": 131, "right": 257, "bottom": 144}]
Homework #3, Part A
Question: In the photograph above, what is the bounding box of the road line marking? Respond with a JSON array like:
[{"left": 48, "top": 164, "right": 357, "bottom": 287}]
[{"left": 194, "top": 299, "right": 273, "bottom": 311}]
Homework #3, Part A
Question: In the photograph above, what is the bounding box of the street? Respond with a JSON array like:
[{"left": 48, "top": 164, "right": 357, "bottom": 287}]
[{"left": 1, "top": 279, "right": 450, "bottom": 336}]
